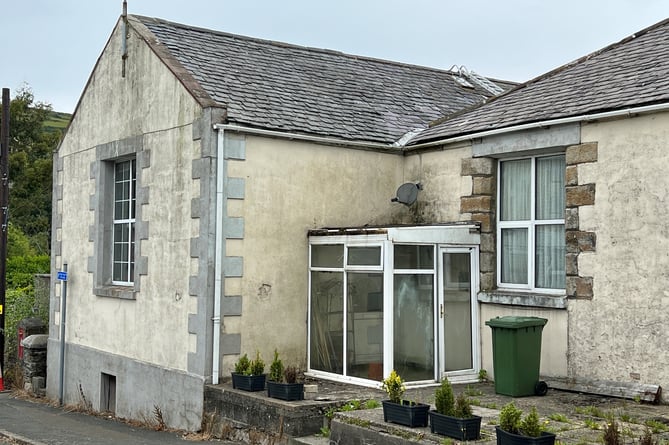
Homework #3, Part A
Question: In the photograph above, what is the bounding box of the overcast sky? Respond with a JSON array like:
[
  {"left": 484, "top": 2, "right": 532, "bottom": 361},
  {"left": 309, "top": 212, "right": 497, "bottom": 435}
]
[{"left": 3, "top": 0, "right": 669, "bottom": 113}]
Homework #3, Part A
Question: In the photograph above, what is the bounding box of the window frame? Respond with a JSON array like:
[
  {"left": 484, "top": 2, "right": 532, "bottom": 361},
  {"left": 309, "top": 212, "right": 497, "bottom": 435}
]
[
  {"left": 111, "top": 159, "right": 136, "bottom": 285},
  {"left": 496, "top": 154, "right": 566, "bottom": 293}
]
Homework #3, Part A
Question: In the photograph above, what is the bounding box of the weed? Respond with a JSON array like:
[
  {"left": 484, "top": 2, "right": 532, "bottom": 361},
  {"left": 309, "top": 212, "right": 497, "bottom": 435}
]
[
  {"left": 584, "top": 418, "right": 600, "bottom": 430},
  {"left": 602, "top": 417, "right": 622, "bottom": 445},
  {"left": 618, "top": 412, "right": 636, "bottom": 423},
  {"left": 575, "top": 405, "right": 606, "bottom": 418},
  {"left": 364, "top": 399, "right": 380, "bottom": 409},
  {"left": 484, "top": 402, "right": 498, "bottom": 409},
  {"left": 478, "top": 369, "right": 488, "bottom": 382},
  {"left": 319, "top": 426, "right": 330, "bottom": 437},
  {"left": 469, "top": 398, "right": 482, "bottom": 406},
  {"left": 639, "top": 427, "right": 659, "bottom": 445},
  {"left": 645, "top": 419, "right": 668, "bottom": 433},
  {"left": 153, "top": 405, "right": 166, "bottom": 431},
  {"left": 343, "top": 417, "right": 371, "bottom": 428},
  {"left": 549, "top": 413, "right": 569, "bottom": 423},
  {"left": 464, "top": 385, "right": 484, "bottom": 397},
  {"left": 441, "top": 438, "right": 455, "bottom": 445}
]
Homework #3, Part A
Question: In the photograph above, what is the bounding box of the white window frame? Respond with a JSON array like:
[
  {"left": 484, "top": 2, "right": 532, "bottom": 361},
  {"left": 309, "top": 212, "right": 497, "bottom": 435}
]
[
  {"left": 496, "top": 154, "right": 565, "bottom": 293},
  {"left": 111, "top": 159, "right": 136, "bottom": 285}
]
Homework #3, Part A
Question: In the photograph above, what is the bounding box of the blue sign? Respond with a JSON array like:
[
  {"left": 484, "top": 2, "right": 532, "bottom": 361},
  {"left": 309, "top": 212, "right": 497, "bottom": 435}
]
[{"left": 57, "top": 271, "right": 68, "bottom": 281}]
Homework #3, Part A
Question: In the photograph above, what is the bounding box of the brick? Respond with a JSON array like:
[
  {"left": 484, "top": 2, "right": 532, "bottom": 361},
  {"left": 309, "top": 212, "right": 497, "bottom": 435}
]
[
  {"left": 460, "top": 196, "right": 492, "bottom": 213},
  {"left": 565, "top": 208, "right": 579, "bottom": 230},
  {"left": 480, "top": 252, "right": 495, "bottom": 273},
  {"left": 567, "top": 276, "right": 593, "bottom": 299},
  {"left": 566, "top": 231, "right": 596, "bottom": 252},
  {"left": 566, "top": 142, "right": 598, "bottom": 165},
  {"left": 461, "top": 157, "right": 494, "bottom": 176},
  {"left": 566, "top": 184, "right": 595, "bottom": 207},
  {"left": 565, "top": 165, "right": 578, "bottom": 186},
  {"left": 472, "top": 176, "right": 495, "bottom": 195},
  {"left": 480, "top": 233, "right": 495, "bottom": 253},
  {"left": 480, "top": 272, "right": 495, "bottom": 291},
  {"left": 566, "top": 253, "right": 579, "bottom": 276},
  {"left": 471, "top": 212, "right": 494, "bottom": 233}
]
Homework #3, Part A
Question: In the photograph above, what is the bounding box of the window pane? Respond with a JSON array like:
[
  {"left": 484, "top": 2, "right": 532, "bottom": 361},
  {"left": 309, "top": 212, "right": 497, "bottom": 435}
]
[
  {"left": 536, "top": 225, "right": 565, "bottom": 289},
  {"left": 347, "top": 272, "right": 383, "bottom": 380},
  {"left": 501, "top": 228, "right": 528, "bottom": 284},
  {"left": 347, "top": 246, "right": 381, "bottom": 266},
  {"left": 310, "top": 271, "right": 343, "bottom": 374},
  {"left": 311, "top": 244, "right": 343, "bottom": 268},
  {"left": 500, "top": 159, "right": 531, "bottom": 221},
  {"left": 394, "top": 274, "right": 434, "bottom": 381},
  {"left": 394, "top": 245, "right": 434, "bottom": 269},
  {"left": 536, "top": 155, "right": 565, "bottom": 220}
]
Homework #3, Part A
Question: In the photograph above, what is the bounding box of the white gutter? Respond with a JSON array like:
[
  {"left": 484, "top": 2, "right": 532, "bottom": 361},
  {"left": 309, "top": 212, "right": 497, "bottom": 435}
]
[
  {"left": 212, "top": 128, "right": 225, "bottom": 385},
  {"left": 213, "top": 124, "right": 400, "bottom": 152},
  {"left": 405, "top": 102, "right": 669, "bottom": 150}
]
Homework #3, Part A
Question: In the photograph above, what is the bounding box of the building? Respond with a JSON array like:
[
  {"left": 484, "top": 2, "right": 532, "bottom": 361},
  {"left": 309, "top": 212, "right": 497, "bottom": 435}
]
[{"left": 49, "top": 12, "right": 669, "bottom": 430}]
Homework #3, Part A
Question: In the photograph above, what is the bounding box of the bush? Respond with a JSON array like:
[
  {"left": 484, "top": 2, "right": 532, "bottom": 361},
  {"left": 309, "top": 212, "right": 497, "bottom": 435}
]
[
  {"left": 520, "top": 407, "right": 542, "bottom": 437},
  {"left": 269, "top": 349, "right": 284, "bottom": 382},
  {"left": 454, "top": 393, "right": 474, "bottom": 419},
  {"left": 435, "top": 378, "right": 455, "bottom": 416},
  {"left": 499, "top": 402, "right": 522, "bottom": 434},
  {"left": 249, "top": 350, "right": 264, "bottom": 376},
  {"left": 382, "top": 370, "right": 405, "bottom": 403},
  {"left": 234, "top": 353, "right": 250, "bottom": 374}
]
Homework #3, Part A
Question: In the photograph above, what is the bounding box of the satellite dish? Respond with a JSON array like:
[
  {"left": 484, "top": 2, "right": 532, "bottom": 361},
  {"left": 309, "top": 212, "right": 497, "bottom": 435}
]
[{"left": 391, "top": 183, "right": 422, "bottom": 206}]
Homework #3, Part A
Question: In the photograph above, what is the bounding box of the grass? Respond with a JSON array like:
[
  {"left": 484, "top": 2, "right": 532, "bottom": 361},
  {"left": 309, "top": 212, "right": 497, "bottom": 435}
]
[
  {"left": 575, "top": 405, "right": 607, "bottom": 418},
  {"left": 549, "top": 413, "right": 570, "bottom": 423}
]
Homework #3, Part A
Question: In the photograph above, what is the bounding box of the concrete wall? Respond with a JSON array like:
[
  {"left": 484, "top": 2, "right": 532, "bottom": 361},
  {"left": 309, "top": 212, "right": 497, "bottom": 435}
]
[
  {"left": 222, "top": 136, "right": 406, "bottom": 371},
  {"left": 570, "top": 111, "right": 669, "bottom": 395},
  {"left": 49, "top": 18, "right": 205, "bottom": 430}
]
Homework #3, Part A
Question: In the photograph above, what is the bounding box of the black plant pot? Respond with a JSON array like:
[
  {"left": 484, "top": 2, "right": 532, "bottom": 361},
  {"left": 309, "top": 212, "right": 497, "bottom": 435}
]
[
  {"left": 429, "top": 411, "right": 482, "bottom": 440},
  {"left": 231, "top": 372, "right": 266, "bottom": 392},
  {"left": 381, "top": 400, "right": 429, "bottom": 428},
  {"left": 495, "top": 426, "right": 556, "bottom": 445},
  {"left": 267, "top": 381, "right": 304, "bottom": 401}
]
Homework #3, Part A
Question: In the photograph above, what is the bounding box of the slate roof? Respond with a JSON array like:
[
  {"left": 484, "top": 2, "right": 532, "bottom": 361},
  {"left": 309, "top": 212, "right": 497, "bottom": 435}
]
[
  {"left": 410, "top": 18, "right": 669, "bottom": 145},
  {"left": 131, "top": 15, "right": 513, "bottom": 145}
]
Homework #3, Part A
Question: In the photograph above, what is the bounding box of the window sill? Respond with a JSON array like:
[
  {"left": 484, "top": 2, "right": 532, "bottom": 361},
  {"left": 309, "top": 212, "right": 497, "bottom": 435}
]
[
  {"left": 94, "top": 285, "right": 136, "bottom": 300},
  {"left": 478, "top": 290, "right": 566, "bottom": 309}
]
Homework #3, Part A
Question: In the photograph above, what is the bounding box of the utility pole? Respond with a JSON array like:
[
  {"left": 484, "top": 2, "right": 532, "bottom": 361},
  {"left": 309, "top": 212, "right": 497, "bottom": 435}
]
[{"left": 0, "top": 88, "right": 9, "bottom": 374}]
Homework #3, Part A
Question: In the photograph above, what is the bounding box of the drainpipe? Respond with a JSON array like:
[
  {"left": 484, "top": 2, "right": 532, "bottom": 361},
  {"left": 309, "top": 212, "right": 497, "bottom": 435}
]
[{"left": 212, "top": 129, "right": 225, "bottom": 384}]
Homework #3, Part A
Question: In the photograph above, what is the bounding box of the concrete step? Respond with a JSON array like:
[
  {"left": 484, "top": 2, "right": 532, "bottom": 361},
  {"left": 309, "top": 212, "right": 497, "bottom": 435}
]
[{"left": 288, "top": 435, "right": 330, "bottom": 445}]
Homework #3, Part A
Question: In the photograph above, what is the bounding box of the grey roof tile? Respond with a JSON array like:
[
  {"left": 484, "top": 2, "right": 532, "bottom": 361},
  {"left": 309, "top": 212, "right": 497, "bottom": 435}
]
[
  {"left": 131, "top": 15, "right": 509, "bottom": 145},
  {"left": 412, "top": 18, "right": 669, "bottom": 144}
]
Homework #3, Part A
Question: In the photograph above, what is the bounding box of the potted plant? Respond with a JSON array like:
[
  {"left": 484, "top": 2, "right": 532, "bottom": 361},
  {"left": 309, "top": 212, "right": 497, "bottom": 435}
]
[
  {"left": 380, "top": 370, "right": 429, "bottom": 428},
  {"left": 428, "top": 379, "right": 482, "bottom": 440},
  {"left": 230, "top": 351, "right": 266, "bottom": 392},
  {"left": 267, "top": 349, "right": 304, "bottom": 401},
  {"left": 496, "top": 402, "right": 556, "bottom": 445}
]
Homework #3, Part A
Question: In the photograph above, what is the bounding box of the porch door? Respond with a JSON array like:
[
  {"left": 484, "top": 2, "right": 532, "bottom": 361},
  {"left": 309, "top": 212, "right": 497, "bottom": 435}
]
[{"left": 438, "top": 247, "right": 478, "bottom": 378}]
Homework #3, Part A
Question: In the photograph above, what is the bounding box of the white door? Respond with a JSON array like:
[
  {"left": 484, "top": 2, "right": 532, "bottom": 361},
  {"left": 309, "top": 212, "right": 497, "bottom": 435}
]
[{"left": 438, "top": 247, "right": 479, "bottom": 381}]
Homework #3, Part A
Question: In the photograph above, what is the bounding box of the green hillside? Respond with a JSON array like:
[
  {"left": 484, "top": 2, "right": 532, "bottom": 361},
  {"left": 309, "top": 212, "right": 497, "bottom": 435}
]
[{"left": 43, "top": 111, "right": 71, "bottom": 133}]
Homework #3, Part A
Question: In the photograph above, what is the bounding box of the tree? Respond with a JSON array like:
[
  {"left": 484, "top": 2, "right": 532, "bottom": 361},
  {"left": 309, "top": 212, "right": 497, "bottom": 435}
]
[{"left": 0, "top": 85, "right": 59, "bottom": 254}]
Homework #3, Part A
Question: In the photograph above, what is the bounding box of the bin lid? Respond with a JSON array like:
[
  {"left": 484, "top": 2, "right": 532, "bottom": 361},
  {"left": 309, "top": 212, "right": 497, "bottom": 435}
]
[{"left": 485, "top": 316, "right": 548, "bottom": 328}]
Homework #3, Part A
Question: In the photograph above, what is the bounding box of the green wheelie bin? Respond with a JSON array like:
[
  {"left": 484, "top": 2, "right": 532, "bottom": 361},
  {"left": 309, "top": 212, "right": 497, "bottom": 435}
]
[{"left": 485, "top": 316, "right": 548, "bottom": 397}]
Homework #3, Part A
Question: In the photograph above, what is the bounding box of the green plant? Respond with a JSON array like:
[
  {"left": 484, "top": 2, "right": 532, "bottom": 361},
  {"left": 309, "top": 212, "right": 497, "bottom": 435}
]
[
  {"left": 269, "top": 349, "right": 283, "bottom": 382},
  {"left": 464, "top": 385, "right": 483, "bottom": 397},
  {"left": 549, "top": 413, "right": 569, "bottom": 423},
  {"left": 584, "top": 418, "right": 600, "bottom": 430},
  {"left": 234, "top": 354, "right": 250, "bottom": 374},
  {"left": 434, "top": 379, "right": 455, "bottom": 416},
  {"left": 441, "top": 438, "right": 455, "bottom": 445},
  {"left": 454, "top": 393, "right": 474, "bottom": 419},
  {"left": 319, "top": 426, "right": 330, "bottom": 437},
  {"left": 499, "top": 402, "right": 522, "bottom": 434},
  {"left": 576, "top": 405, "right": 606, "bottom": 418},
  {"left": 519, "top": 407, "right": 542, "bottom": 437},
  {"left": 381, "top": 370, "right": 405, "bottom": 403},
  {"left": 365, "top": 399, "right": 380, "bottom": 409},
  {"left": 478, "top": 369, "right": 488, "bottom": 382},
  {"left": 645, "top": 419, "right": 668, "bottom": 433},
  {"left": 249, "top": 350, "right": 264, "bottom": 376}
]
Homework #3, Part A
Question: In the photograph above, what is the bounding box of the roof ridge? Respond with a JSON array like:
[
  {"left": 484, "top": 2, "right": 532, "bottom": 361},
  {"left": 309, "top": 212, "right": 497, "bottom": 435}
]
[
  {"left": 424, "top": 16, "right": 669, "bottom": 133},
  {"left": 130, "top": 14, "right": 501, "bottom": 80}
]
